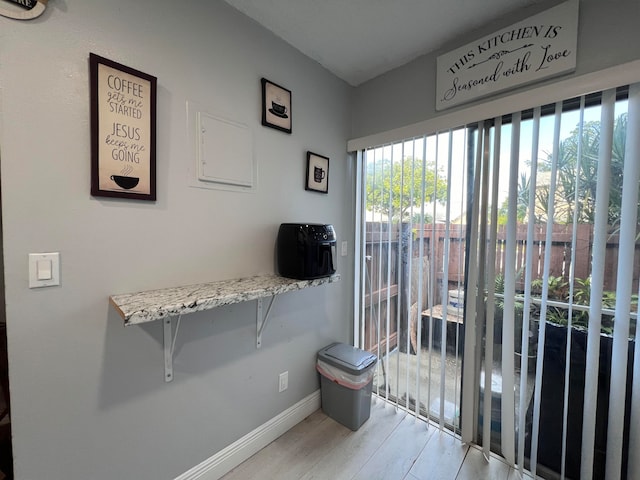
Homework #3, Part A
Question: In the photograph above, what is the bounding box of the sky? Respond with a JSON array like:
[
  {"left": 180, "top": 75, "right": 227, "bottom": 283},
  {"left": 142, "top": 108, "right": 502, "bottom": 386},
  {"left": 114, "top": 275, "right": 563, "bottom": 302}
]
[{"left": 365, "top": 95, "right": 629, "bottom": 223}]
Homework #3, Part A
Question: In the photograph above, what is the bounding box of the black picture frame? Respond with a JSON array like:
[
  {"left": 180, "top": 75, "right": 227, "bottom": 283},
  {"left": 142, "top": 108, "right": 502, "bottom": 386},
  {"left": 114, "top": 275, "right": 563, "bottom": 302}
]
[
  {"left": 305, "top": 151, "right": 329, "bottom": 194},
  {"left": 90, "top": 53, "right": 157, "bottom": 201},
  {"left": 261, "top": 77, "right": 292, "bottom": 134}
]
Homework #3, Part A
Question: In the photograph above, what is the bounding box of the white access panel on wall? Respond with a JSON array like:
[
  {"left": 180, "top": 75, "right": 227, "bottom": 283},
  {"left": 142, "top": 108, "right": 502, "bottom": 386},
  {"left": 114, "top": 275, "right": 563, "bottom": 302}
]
[{"left": 196, "top": 111, "right": 254, "bottom": 189}]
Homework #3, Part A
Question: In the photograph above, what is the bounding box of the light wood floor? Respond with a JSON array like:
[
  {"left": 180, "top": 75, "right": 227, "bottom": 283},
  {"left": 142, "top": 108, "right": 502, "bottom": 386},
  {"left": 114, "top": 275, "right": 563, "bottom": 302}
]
[{"left": 222, "top": 397, "right": 535, "bottom": 480}]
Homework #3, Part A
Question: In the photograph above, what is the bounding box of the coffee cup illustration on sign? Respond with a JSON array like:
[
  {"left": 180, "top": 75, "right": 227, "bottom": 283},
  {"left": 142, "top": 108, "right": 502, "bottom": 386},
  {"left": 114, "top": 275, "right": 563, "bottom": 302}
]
[
  {"left": 111, "top": 165, "right": 140, "bottom": 190},
  {"left": 111, "top": 175, "right": 140, "bottom": 190},
  {"left": 314, "top": 166, "right": 326, "bottom": 183},
  {"left": 269, "top": 98, "right": 288, "bottom": 118}
]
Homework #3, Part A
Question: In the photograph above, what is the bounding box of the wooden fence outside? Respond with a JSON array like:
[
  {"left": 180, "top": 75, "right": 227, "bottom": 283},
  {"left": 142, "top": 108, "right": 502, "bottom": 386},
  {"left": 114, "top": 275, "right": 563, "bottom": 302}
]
[
  {"left": 363, "top": 222, "right": 640, "bottom": 351},
  {"left": 362, "top": 224, "right": 401, "bottom": 353}
]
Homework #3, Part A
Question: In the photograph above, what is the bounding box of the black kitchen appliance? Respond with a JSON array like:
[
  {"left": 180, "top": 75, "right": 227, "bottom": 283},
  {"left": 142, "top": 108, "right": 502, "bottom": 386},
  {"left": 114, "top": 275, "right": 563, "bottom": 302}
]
[{"left": 277, "top": 223, "right": 336, "bottom": 280}]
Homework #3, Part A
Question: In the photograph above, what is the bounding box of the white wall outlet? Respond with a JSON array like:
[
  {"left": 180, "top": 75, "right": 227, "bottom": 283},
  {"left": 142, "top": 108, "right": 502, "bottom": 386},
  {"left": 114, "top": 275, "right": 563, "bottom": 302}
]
[
  {"left": 341, "top": 241, "right": 348, "bottom": 257},
  {"left": 279, "top": 371, "right": 288, "bottom": 392}
]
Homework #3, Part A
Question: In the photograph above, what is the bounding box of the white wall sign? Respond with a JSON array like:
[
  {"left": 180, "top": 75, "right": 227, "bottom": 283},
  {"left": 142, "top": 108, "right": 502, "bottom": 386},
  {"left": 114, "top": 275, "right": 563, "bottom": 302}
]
[{"left": 436, "top": 0, "right": 578, "bottom": 111}]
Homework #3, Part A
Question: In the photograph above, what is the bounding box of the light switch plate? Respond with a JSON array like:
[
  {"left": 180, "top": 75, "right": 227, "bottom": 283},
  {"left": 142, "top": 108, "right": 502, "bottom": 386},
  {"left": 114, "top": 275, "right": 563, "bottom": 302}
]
[
  {"left": 29, "top": 252, "right": 60, "bottom": 288},
  {"left": 36, "top": 259, "right": 52, "bottom": 280},
  {"left": 341, "top": 241, "right": 348, "bottom": 257}
]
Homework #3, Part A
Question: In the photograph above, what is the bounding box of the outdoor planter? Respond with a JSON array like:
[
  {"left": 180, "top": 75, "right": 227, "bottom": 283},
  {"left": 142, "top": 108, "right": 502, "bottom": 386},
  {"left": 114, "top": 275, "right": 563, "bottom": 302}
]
[{"left": 525, "top": 322, "right": 635, "bottom": 479}]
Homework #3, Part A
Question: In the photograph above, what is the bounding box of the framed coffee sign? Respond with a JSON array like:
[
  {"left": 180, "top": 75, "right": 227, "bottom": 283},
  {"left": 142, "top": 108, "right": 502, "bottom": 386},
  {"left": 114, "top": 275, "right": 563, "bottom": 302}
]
[
  {"left": 90, "top": 53, "right": 157, "bottom": 201},
  {"left": 305, "top": 151, "right": 329, "bottom": 194},
  {"left": 261, "top": 77, "right": 291, "bottom": 134}
]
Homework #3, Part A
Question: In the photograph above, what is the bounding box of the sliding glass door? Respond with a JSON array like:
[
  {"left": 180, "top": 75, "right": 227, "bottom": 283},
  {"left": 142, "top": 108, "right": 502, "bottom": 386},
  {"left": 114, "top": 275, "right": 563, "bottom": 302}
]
[{"left": 356, "top": 83, "right": 640, "bottom": 480}]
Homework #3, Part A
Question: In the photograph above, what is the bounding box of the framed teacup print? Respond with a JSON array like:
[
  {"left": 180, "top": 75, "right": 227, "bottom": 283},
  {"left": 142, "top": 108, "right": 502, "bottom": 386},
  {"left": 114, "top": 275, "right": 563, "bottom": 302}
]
[
  {"left": 305, "top": 151, "right": 329, "bottom": 194},
  {"left": 261, "top": 77, "right": 291, "bottom": 134},
  {"left": 90, "top": 53, "right": 157, "bottom": 201}
]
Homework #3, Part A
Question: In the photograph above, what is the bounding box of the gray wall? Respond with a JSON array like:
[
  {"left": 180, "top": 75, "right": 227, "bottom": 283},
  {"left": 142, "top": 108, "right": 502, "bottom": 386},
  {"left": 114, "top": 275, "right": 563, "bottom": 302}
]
[
  {"left": 2, "top": 0, "right": 639, "bottom": 479},
  {"left": 0, "top": 1, "right": 353, "bottom": 479},
  {"left": 351, "top": 0, "right": 640, "bottom": 139}
]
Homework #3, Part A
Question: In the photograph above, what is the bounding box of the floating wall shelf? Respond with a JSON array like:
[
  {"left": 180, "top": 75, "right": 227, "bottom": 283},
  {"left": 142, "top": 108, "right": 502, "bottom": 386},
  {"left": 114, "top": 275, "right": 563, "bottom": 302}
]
[{"left": 109, "top": 273, "right": 340, "bottom": 381}]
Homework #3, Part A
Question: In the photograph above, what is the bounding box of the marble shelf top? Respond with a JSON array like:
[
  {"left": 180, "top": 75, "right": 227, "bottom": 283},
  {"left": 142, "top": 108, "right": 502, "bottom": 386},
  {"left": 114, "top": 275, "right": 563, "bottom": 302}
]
[{"left": 110, "top": 273, "right": 341, "bottom": 326}]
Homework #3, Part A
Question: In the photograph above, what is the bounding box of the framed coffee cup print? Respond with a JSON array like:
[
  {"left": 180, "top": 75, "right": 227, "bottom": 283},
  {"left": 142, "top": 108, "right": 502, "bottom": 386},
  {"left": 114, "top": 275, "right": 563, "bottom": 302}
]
[
  {"left": 305, "top": 151, "right": 329, "bottom": 194},
  {"left": 261, "top": 77, "right": 291, "bottom": 134},
  {"left": 90, "top": 53, "right": 157, "bottom": 201}
]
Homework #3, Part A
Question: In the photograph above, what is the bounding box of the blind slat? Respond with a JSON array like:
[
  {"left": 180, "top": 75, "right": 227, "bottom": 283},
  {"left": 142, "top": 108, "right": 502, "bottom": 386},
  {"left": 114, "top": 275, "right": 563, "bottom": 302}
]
[
  {"left": 461, "top": 123, "right": 484, "bottom": 443},
  {"left": 607, "top": 81, "right": 640, "bottom": 479},
  {"left": 439, "top": 131, "right": 454, "bottom": 429},
  {"left": 416, "top": 137, "right": 428, "bottom": 418},
  {"left": 530, "top": 101, "right": 563, "bottom": 475},
  {"left": 501, "top": 112, "right": 521, "bottom": 465},
  {"left": 517, "top": 107, "right": 541, "bottom": 473},
  {"left": 389, "top": 145, "right": 398, "bottom": 406},
  {"left": 560, "top": 96, "right": 587, "bottom": 478},
  {"left": 580, "top": 88, "right": 616, "bottom": 480},
  {"left": 482, "top": 116, "right": 502, "bottom": 458}
]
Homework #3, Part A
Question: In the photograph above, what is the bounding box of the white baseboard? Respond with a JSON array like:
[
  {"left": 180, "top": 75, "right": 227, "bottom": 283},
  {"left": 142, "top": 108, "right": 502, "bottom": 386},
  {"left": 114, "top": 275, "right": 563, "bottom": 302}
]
[{"left": 175, "top": 390, "right": 321, "bottom": 480}]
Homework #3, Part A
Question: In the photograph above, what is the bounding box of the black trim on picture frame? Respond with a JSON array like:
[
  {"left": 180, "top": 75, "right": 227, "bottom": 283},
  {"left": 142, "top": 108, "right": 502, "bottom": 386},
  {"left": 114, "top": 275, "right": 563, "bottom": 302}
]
[
  {"left": 90, "top": 53, "right": 157, "bottom": 201},
  {"left": 261, "top": 77, "right": 292, "bottom": 134},
  {"left": 305, "top": 151, "right": 329, "bottom": 194}
]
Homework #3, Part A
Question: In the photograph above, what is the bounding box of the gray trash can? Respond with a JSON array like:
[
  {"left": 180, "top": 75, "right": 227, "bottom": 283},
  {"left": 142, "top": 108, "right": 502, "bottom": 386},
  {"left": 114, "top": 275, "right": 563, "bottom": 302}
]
[{"left": 316, "top": 342, "right": 377, "bottom": 431}]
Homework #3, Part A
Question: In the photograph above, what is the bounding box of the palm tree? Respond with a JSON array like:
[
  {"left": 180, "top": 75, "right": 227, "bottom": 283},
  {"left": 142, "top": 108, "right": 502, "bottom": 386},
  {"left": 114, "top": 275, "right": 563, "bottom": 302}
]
[{"left": 536, "top": 113, "right": 631, "bottom": 226}]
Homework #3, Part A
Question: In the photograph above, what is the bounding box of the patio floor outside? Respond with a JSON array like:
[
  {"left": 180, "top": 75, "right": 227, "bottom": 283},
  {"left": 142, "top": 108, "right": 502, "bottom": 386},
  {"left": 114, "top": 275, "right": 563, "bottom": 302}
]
[{"left": 371, "top": 342, "right": 536, "bottom": 452}]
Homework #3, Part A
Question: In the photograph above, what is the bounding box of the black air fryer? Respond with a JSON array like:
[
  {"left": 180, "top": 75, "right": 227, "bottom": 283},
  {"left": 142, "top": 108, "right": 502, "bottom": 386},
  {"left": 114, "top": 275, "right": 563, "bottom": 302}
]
[{"left": 277, "top": 223, "right": 336, "bottom": 280}]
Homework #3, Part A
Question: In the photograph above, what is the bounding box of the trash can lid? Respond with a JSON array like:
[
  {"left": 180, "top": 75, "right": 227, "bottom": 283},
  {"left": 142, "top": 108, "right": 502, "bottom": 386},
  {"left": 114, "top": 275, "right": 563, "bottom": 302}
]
[{"left": 317, "top": 343, "right": 377, "bottom": 375}]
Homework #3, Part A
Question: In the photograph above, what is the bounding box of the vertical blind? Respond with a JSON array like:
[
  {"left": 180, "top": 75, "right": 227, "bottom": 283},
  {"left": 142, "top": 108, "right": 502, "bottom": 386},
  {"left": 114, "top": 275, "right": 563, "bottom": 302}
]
[
  {"left": 358, "top": 82, "right": 639, "bottom": 479},
  {"left": 464, "top": 83, "right": 640, "bottom": 479}
]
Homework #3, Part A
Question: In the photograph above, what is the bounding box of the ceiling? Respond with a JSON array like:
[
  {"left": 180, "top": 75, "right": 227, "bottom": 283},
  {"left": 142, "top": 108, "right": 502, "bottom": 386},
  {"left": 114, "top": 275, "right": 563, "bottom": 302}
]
[{"left": 224, "top": 0, "right": 547, "bottom": 86}]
